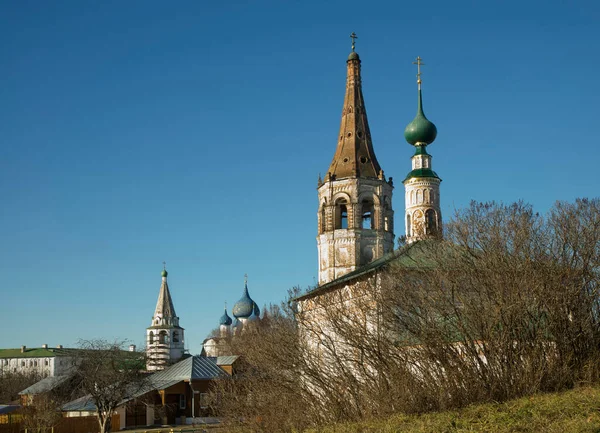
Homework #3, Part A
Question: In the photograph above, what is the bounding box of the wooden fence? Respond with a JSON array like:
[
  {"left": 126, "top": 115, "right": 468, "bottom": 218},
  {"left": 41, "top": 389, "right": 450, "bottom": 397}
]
[{"left": 0, "top": 414, "right": 119, "bottom": 433}]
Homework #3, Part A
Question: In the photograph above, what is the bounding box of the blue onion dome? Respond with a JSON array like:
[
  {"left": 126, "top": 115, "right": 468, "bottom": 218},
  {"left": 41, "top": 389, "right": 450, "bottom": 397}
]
[
  {"left": 219, "top": 307, "right": 232, "bottom": 326},
  {"left": 232, "top": 318, "right": 242, "bottom": 329},
  {"left": 404, "top": 89, "right": 437, "bottom": 146},
  {"left": 232, "top": 281, "right": 255, "bottom": 319}
]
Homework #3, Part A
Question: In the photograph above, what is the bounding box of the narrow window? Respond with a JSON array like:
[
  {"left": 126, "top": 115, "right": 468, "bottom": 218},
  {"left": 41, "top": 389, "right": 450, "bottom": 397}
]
[
  {"left": 406, "top": 214, "right": 412, "bottom": 237},
  {"left": 425, "top": 209, "right": 436, "bottom": 235},
  {"left": 335, "top": 200, "right": 348, "bottom": 229},
  {"left": 173, "top": 331, "right": 179, "bottom": 343},
  {"left": 179, "top": 394, "right": 186, "bottom": 409},
  {"left": 361, "top": 200, "right": 374, "bottom": 229},
  {"left": 149, "top": 331, "right": 154, "bottom": 344},
  {"left": 417, "top": 190, "right": 423, "bottom": 204},
  {"left": 158, "top": 331, "right": 168, "bottom": 344},
  {"left": 424, "top": 189, "right": 430, "bottom": 203}
]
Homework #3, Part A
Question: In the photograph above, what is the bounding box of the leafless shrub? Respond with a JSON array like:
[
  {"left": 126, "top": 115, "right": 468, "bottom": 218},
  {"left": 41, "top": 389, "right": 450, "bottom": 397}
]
[{"left": 214, "top": 199, "right": 600, "bottom": 432}]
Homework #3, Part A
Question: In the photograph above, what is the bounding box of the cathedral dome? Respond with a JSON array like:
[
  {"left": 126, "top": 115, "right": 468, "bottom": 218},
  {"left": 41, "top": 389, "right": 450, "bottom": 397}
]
[
  {"left": 232, "top": 281, "right": 255, "bottom": 319},
  {"left": 348, "top": 51, "right": 360, "bottom": 61},
  {"left": 404, "top": 89, "right": 437, "bottom": 146},
  {"left": 219, "top": 308, "right": 232, "bottom": 326},
  {"left": 161, "top": 269, "right": 168, "bottom": 277}
]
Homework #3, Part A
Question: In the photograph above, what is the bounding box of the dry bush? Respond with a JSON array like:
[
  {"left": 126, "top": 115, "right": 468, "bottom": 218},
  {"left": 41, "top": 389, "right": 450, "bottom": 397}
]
[
  {"left": 213, "top": 199, "right": 600, "bottom": 432},
  {"left": 382, "top": 199, "right": 600, "bottom": 410}
]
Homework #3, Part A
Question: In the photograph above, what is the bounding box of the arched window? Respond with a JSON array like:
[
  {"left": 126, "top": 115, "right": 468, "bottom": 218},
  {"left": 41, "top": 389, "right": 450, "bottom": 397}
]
[
  {"left": 335, "top": 199, "right": 348, "bottom": 229},
  {"left": 158, "top": 331, "right": 168, "bottom": 345},
  {"left": 149, "top": 332, "right": 154, "bottom": 344},
  {"left": 417, "top": 190, "right": 423, "bottom": 204},
  {"left": 425, "top": 209, "right": 437, "bottom": 235},
  {"left": 424, "top": 189, "right": 430, "bottom": 203},
  {"left": 406, "top": 214, "right": 411, "bottom": 237},
  {"left": 361, "top": 200, "right": 374, "bottom": 229},
  {"left": 410, "top": 190, "right": 415, "bottom": 205},
  {"left": 430, "top": 189, "right": 435, "bottom": 204},
  {"left": 173, "top": 331, "right": 179, "bottom": 343}
]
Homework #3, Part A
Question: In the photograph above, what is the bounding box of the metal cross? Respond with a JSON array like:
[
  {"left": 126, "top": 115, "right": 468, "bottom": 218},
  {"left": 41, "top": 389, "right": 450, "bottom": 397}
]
[
  {"left": 162, "top": 261, "right": 166, "bottom": 270},
  {"left": 413, "top": 56, "right": 424, "bottom": 86},
  {"left": 350, "top": 32, "right": 358, "bottom": 52}
]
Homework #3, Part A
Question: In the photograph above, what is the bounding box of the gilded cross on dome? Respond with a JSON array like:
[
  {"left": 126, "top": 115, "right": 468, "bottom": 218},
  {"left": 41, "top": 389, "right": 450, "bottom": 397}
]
[
  {"left": 413, "top": 56, "right": 425, "bottom": 87},
  {"left": 350, "top": 32, "right": 358, "bottom": 52}
]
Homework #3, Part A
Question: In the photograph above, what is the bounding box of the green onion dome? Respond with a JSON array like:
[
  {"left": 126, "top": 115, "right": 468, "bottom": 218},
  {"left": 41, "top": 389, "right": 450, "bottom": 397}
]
[
  {"left": 161, "top": 269, "right": 168, "bottom": 277},
  {"left": 404, "top": 89, "right": 437, "bottom": 146},
  {"left": 219, "top": 308, "right": 232, "bottom": 326},
  {"left": 232, "top": 282, "right": 255, "bottom": 319},
  {"left": 348, "top": 51, "right": 360, "bottom": 61}
]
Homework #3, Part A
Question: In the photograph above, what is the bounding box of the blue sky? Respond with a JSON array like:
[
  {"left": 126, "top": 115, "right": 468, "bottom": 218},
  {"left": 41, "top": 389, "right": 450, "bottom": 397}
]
[{"left": 1, "top": 0, "right": 598, "bottom": 353}]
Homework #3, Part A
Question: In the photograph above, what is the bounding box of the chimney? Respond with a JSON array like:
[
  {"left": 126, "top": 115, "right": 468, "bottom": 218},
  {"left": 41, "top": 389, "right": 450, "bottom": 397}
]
[
  {"left": 20, "top": 345, "right": 26, "bottom": 353},
  {"left": 42, "top": 344, "right": 48, "bottom": 349},
  {"left": 56, "top": 344, "right": 63, "bottom": 349},
  {"left": 129, "top": 344, "right": 136, "bottom": 352}
]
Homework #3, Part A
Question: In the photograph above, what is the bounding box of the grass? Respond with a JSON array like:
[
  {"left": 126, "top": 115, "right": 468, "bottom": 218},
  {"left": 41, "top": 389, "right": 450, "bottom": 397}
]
[{"left": 307, "top": 385, "right": 600, "bottom": 433}]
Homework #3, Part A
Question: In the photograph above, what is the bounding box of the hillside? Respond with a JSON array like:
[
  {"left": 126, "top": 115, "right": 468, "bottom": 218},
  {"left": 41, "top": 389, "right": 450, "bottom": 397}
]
[{"left": 307, "top": 386, "right": 600, "bottom": 433}]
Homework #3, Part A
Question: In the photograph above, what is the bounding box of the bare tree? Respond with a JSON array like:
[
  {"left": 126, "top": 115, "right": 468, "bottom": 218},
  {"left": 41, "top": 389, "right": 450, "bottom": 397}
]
[
  {"left": 21, "top": 394, "right": 63, "bottom": 433},
  {"left": 0, "top": 371, "right": 42, "bottom": 403},
  {"left": 72, "top": 339, "right": 148, "bottom": 433}
]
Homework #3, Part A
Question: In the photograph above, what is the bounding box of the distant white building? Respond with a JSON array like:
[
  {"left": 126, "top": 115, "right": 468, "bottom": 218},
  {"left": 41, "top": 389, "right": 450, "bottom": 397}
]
[{"left": 0, "top": 345, "right": 77, "bottom": 377}]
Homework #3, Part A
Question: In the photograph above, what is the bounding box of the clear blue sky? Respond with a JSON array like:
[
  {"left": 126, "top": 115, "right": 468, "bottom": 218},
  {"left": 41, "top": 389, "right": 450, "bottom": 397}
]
[{"left": 1, "top": 0, "right": 598, "bottom": 353}]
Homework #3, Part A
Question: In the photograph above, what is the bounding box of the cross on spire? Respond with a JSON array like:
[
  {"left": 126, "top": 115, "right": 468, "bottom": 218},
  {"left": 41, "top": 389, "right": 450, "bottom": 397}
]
[
  {"left": 413, "top": 56, "right": 425, "bottom": 88},
  {"left": 162, "top": 261, "right": 166, "bottom": 270},
  {"left": 350, "top": 32, "right": 358, "bottom": 52}
]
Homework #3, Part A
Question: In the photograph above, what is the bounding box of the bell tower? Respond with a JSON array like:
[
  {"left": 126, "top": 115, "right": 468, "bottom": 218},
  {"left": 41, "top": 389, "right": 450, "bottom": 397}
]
[
  {"left": 403, "top": 57, "right": 442, "bottom": 243},
  {"left": 146, "top": 266, "right": 185, "bottom": 371},
  {"left": 317, "top": 34, "right": 394, "bottom": 285}
]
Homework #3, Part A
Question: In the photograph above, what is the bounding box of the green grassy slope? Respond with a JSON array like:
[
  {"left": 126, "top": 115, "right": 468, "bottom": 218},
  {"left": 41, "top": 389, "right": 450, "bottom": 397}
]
[{"left": 308, "top": 386, "right": 600, "bottom": 433}]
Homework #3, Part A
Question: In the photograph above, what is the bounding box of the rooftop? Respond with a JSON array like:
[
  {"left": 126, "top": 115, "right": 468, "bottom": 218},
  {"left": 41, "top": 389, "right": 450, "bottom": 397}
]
[
  {"left": 295, "top": 241, "right": 442, "bottom": 301},
  {"left": 0, "top": 347, "right": 79, "bottom": 359}
]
